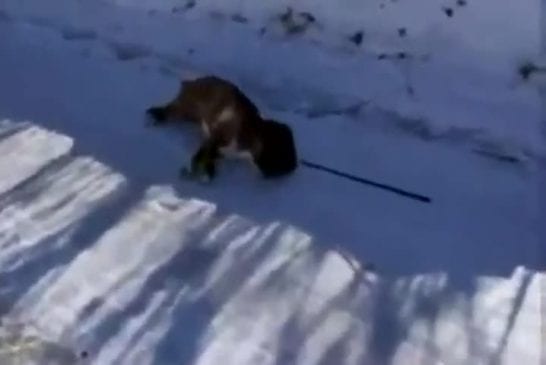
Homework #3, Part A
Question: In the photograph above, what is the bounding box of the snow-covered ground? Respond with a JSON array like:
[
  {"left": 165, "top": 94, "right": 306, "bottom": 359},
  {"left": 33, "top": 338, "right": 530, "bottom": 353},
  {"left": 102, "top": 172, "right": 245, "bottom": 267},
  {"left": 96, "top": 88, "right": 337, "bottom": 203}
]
[
  {"left": 1, "top": 0, "right": 542, "bottom": 159},
  {"left": 0, "top": 0, "right": 543, "bottom": 364}
]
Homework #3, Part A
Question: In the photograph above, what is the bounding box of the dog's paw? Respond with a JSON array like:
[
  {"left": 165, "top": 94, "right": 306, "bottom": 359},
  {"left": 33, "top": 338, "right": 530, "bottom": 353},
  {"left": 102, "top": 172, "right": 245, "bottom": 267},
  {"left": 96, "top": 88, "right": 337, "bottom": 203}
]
[
  {"left": 179, "top": 165, "right": 193, "bottom": 178},
  {"left": 179, "top": 166, "right": 213, "bottom": 185}
]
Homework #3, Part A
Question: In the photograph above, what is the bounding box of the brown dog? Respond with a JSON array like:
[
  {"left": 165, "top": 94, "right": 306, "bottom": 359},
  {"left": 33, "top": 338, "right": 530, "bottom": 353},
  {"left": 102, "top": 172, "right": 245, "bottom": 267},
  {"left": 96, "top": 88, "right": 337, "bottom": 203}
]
[{"left": 146, "top": 76, "right": 298, "bottom": 180}]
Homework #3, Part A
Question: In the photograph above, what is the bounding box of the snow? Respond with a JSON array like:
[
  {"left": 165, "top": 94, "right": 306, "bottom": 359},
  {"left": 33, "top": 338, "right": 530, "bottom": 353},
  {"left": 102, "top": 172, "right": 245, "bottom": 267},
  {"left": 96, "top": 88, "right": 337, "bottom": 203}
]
[
  {"left": 1, "top": 0, "right": 542, "bottom": 158},
  {"left": 0, "top": 0, "right": 543, "bottom": 364}
]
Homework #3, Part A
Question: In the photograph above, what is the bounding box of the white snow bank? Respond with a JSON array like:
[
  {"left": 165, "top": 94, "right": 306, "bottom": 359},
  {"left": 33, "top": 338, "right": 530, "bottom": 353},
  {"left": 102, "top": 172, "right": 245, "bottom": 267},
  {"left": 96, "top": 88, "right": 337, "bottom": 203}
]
[{"left": 1, "top": 0, "right": 542, "bottom": 158}]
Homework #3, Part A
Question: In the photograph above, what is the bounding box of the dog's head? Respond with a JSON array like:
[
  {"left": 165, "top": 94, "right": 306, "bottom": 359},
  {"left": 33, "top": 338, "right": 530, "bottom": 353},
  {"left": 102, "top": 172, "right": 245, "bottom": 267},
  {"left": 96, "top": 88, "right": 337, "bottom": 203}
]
[{"left": 254, "top": 119, "right": 298, "bottom": 178}]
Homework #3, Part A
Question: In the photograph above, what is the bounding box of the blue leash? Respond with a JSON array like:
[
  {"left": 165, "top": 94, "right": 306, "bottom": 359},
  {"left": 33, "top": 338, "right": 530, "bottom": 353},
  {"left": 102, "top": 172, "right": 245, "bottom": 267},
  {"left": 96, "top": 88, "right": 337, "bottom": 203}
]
[{"left": 300, "top": 159, "right": 431, "bottom": 203}]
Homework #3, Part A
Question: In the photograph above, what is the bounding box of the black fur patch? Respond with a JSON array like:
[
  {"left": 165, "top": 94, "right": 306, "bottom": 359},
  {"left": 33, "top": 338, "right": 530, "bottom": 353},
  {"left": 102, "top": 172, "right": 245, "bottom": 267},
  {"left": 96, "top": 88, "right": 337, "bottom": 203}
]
[
  {"left": 256, "top": 120, "right": 298, "bottom": 178},
  {"left": 146, "top": 106, "right": 168, "bottom": 122}
]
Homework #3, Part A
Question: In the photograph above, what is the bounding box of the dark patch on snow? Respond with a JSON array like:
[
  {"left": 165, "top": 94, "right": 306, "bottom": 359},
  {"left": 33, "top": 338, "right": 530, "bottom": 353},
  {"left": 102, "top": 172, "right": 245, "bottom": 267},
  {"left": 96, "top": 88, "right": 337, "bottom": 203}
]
[
  {"left": 350, "top": 31, "right": 364, "bottom": 46},
  {"left": 300, "top": 12, "right": 316, "bottom": 23},
  {"left": 377, "top": 52, "right": 417, "bottom": 61},
  {"left": 299, "top": 101, "right": 368, "bottom": 119},
  {"left": 443, "top": 7, "right": 454, "bottom": 17},
  {"left": 278, "top": 7, "right": 316, "bottom": 35},
  {"left": 173, "top": 0, "right": 195, "bottom": 13},
  {"left": 185, "top": 0, "right": 196, "bottom": 10},
  {"left": 399, "top": 119, "right": 434, "bottom": 140},
  {"left": 231, "top": 14, "right": 248, "bottom": 24},
  {"left": 473, "top": 149, "right": 521, "bottom": 164},
  {"left": 109, "top": 41, "right": 153, "bottom": 61},
  {"left": 279, "top": 7, "right": 292, "bottom": 24},
  {"left": 0, "top": 10, "right": 12, "bottom": 22},
  {"left": 60, "top": 27, "right": 98, "bottom": 41},
  {"left": 518, "top": 62, "right": 539, "bottom": 81},
  {"left": 396, "top": 118, "right": 488, "bottom": 144}
]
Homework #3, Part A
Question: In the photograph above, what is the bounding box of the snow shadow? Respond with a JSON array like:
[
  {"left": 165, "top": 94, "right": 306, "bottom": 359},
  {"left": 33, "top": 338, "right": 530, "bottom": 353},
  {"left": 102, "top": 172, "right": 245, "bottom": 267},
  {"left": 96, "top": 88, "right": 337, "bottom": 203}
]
[
  {"left": 0, "top": 124, "right": 367, "bottom": 363},
  {"left": 368, "top": 269, "right": 536, "bottom": 365},
  {"left": 0, "top": 106, "right": 539, "bottom": 364}
]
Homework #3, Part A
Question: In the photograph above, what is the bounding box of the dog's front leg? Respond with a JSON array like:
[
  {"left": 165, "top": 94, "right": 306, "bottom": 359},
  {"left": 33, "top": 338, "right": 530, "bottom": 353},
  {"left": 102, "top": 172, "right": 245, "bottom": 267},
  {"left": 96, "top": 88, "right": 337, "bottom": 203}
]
[{"left": 183, "top": 138, "right": 221, "bottom": 182}]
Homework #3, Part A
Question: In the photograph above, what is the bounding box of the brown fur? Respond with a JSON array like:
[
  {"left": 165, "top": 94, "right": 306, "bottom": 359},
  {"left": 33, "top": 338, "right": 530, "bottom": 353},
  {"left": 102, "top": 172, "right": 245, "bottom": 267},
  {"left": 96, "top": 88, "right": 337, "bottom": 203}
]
[{"left": 146, "top": 76, "right": 298, "bottom": 179}]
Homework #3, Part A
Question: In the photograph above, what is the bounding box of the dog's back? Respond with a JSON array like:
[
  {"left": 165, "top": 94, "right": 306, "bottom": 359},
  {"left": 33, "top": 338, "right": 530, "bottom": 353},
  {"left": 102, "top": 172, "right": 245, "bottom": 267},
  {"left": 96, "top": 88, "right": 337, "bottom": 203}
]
[
  {"left": 173, "top": 76, "right": 260, "bottom": 127},
  {"left": 150, "top": 76, "right": 261, "bottom": 149}
]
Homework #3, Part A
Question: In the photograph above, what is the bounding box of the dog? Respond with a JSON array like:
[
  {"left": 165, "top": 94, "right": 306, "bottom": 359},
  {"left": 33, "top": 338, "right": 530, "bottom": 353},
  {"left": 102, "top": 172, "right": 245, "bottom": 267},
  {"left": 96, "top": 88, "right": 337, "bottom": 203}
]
[{"left": 146, "top": 75, "right": 298, "bottom": 180}]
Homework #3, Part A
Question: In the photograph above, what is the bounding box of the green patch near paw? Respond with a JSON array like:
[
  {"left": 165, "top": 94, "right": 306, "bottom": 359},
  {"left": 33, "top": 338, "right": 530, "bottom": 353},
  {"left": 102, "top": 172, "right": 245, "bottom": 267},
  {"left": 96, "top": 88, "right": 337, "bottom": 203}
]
[{"left": 180, "top": 165, "right": 213, "bottom": 184}]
